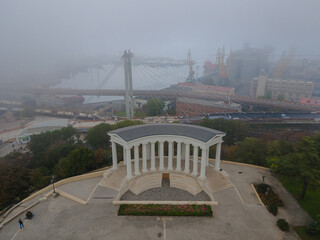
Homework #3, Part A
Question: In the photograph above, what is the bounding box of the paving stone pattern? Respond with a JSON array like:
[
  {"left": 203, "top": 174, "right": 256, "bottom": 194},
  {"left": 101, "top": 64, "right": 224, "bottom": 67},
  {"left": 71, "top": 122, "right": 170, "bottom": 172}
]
[{"left": 121, "top": 178, "right": 210, "bottom": 201}]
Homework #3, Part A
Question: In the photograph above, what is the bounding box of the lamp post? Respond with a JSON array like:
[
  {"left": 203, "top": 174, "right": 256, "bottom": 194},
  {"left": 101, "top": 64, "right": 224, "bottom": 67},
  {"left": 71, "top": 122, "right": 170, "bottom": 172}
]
[{"left": 51, "top": 175, "right": 56, "bottom": 194}]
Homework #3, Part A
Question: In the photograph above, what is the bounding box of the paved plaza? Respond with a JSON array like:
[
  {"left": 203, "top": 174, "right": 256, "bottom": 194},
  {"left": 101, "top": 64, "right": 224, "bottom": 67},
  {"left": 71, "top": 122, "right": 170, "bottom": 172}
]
[{"left": 0, "top": 161, "right": 311, "bottom": 240}]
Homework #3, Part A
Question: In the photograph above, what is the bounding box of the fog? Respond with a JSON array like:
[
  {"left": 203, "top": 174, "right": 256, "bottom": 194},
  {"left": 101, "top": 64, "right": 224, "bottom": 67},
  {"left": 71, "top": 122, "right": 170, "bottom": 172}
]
[{"left": 1, "top": 0, "right": 320, "bottom": 82}]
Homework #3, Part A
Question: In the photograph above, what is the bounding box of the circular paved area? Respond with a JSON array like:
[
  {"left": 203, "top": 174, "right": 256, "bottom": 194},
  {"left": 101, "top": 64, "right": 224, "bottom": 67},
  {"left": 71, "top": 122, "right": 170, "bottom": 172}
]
[{"left": 0, "top": 161, "right": 312, "bottom": 240}]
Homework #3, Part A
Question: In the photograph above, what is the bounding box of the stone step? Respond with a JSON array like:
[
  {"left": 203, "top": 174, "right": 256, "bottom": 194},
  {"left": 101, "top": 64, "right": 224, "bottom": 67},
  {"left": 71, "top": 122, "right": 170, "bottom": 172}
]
[
  {"left": 128, "top": 173, "right": 162, "bottom": 195},
  {"left": 169, "top": 173, "right": 202, "bottom": 195},
  {"left": 99, "top": 171, "right": 126, "bottom": 191}
]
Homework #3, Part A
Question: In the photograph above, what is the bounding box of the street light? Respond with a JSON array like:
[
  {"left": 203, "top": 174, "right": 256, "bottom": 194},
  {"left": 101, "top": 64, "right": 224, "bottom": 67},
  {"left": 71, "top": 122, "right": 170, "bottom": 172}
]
[{"left": 51, "top": 175, "right": 56, "bottom": 194}]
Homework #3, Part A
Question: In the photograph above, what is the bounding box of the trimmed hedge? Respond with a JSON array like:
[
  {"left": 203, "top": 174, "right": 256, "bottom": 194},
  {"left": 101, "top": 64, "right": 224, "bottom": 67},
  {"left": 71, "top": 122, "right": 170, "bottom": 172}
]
[
  {"left": 277, "top": 219, "right": 289, "bottom": 231},
  {"left": 118, "top": 204, "right": 213, "bottom": 216}
]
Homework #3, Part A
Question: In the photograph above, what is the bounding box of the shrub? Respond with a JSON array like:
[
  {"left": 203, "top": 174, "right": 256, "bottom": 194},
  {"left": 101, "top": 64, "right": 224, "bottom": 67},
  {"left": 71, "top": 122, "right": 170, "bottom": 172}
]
[
  {"left": 277, "top": 219, "right": 289, "bottom": 231},
  {"left": 267, "top": 203, "right": 278, "bottom": 216},
  {"left": 257, "top": 183, "right": 269, "bottom": 194},
  {"left": 26, "top": 211, "right": 33, "bottom": 219},
  {"left": 306, "top": 221, "right": 320, "bottom": 235}
]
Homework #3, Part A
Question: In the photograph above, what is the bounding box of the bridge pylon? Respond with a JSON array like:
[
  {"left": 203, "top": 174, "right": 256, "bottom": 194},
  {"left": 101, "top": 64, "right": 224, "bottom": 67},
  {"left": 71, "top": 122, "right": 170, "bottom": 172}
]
[{"left": 122, "top": 50, "right": 134, "bottom": 119}]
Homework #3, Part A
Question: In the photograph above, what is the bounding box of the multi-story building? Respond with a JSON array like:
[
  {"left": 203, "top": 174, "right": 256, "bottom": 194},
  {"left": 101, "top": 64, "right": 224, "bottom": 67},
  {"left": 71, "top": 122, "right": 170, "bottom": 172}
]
[{"left": 250, "top": 76, "right": 314, "bottom": 102}]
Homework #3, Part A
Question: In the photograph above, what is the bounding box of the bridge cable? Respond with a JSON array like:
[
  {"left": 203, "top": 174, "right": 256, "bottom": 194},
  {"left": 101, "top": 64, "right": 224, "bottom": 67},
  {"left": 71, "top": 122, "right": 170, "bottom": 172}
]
[
  {"left": 137, "top": 64, "right": 190, "bottom": 117},
  {"left": 139, "top": 64, "right": 192, "bottom": 117},
  {"left": 133, "top": 64, "right": 170, "bottom": 117}
]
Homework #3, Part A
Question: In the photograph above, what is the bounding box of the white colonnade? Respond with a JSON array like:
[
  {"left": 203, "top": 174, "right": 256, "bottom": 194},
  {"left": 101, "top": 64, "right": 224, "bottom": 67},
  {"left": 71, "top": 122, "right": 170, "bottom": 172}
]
[{"left": 110, "top": 137, "right": 223, "bottom": 180}]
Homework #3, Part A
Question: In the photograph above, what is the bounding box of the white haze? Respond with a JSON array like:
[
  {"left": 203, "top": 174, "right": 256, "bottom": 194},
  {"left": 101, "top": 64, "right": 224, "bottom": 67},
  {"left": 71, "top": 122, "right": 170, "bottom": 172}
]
[{"left": 1, "top": 0, "right": 320, "bottom": 81}]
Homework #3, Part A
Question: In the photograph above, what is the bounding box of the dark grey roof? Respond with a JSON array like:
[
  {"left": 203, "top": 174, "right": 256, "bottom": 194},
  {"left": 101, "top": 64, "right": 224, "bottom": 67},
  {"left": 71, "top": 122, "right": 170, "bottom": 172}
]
[{"left": 109, "top": 124, "right": 225, "bottom": 143}]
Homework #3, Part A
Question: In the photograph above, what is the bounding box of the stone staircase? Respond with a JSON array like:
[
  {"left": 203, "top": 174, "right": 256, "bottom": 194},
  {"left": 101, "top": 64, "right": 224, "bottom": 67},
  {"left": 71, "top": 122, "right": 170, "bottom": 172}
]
[
  {"left": 205, "top": 167, "right": 233, "bottom": 193},
  {"left": 128, "top": 173, "right": 162, "bottom": 195},
  {"left": 170, "top": 173, "right": 202, "bottom": 196},
  {"left": 99, "top": 167, "right": 126, "bottom": 191}
]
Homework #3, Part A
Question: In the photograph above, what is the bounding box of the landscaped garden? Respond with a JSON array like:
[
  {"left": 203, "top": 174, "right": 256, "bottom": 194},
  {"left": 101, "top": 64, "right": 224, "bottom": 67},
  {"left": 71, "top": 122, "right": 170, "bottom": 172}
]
[
  {"left": 294, "top": 226, "right": 320, "bottom": 240},
  {"left": 255, "top": 183, "right": 284, "bottom": 216},
  {"left": 118, "top": 204, "right": 213, "bottom": 216}
]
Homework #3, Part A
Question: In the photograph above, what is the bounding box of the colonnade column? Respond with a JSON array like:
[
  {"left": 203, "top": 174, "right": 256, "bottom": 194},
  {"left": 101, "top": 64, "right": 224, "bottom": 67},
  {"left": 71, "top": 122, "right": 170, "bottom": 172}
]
[
  {"left": 142, "top": 143, "right": 147, "bottom": 173},
  {"left": 126, "top": 147, "right": 132, "bottom": 179},
  {"left": 200, "top": 147, "right": 208, "bottom": 179},
  {"left": 112, "top": 141, "right": 118, "bottom": 169},
  {"left": 206, "top": 148, "right": 210, "bottom": 166},
  {"left": 176, "top": 142, "right": 182, "bottom": 171},
  {"left": 184, "top": 143, "right": 190, "bottom": 173},
  {"left": 192, "top": 146, "right": 198, "bottom": 176},
  {"left": 181, "top": 143, "right": 185, "bottom": 160},
  {"left": 159, "top": 141, "right": 164, "bottom": 170},
  {"left": 146, "top": 143, "right": 151, "bottom": 160},
  {"left": 123, "top": 147, "right": 127, "bottom": 165},
  {"left": 168, "top": 141, "right": 173, "bottom": 170},
  {"left": 134, "top": 145, "right": 140, "bottom": 175},
  {"left": 151, "top": 142, "right": 156, "bottom": 171},
  {"left": 215, "top": 142, "right": 222, "bottom": 171}
]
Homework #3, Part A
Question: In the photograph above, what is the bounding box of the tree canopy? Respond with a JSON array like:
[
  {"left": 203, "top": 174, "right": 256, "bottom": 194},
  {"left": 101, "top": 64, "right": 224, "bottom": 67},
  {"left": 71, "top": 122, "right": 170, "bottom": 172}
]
[
  {"left": 85, "top": 120, "right": 143, "bottom": 150},
  {"left": 200, "top": 118, "right": 247, "bottom": 145},
  {"left": 28, "top": 126, "right": 75, "bottom": 156},
  {"left": 85, "top": 123, "right": 112, "bottom": 149},
  {"left": 276, "top": 134, "right": 320, "bottom": 199},
  {"left": 234, "top": 137, "right": 268, "bottom": 166},
  {"left": 145, "top": 98, "right": 165, "bottom": 116}
]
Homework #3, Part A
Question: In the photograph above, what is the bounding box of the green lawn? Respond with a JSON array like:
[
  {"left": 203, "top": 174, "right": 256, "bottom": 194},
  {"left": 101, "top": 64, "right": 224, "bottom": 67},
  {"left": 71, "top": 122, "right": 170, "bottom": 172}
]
[
  {"left": 294, "top": 226, "right": 319, "bottom": 240},
  {"left": 114, "top": 111, "right": 126, "bottom": 117},
  {"left": 115, "top": 111, "right": 146, "bottom": 118},
  {"left": 278, "top": 175, "right": 320, "bottom": 219},
  {"left": 134, "top": 111, "right": 146, "bottom": 118}
]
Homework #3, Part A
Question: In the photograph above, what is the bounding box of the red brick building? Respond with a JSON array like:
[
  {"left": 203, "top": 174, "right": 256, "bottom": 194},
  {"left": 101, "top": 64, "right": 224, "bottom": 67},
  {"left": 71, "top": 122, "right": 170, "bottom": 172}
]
[
  {"left": 178, "top": 83, "right": 235, "bottom": 96},
  {"left": 176, "top": 97, "right": 241, "bottom": 116}
]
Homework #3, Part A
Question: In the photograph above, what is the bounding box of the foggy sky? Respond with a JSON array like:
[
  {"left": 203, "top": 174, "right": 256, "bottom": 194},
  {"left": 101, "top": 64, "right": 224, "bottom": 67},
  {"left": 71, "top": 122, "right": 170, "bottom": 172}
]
[{"left": 1, "top": 0, "right": 320, "bottom": 78}]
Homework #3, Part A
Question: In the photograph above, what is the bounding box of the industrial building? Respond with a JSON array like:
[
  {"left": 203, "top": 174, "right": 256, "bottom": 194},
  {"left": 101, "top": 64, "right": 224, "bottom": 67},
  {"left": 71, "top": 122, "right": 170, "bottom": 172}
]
[
  {"left": 178, "top": 83, "right": 235, "bottom": 96},
  {"left": 176, "top": 97, "right": 241, "bottom": 116},
  {"left": 227, "top": 45, "right": 271, "bottom": 85},
  {"left": 250, "top": 76, "right": 314, "bottom": 102}
]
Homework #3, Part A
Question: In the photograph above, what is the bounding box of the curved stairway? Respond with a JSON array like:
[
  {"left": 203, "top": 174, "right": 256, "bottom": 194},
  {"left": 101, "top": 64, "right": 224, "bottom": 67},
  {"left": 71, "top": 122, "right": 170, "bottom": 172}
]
[
  {"left": 169, "top": 173, "right": 202, "bottom": 196},
  {"left": 128, "top": 173, "right": 162, "bottom": 195}
]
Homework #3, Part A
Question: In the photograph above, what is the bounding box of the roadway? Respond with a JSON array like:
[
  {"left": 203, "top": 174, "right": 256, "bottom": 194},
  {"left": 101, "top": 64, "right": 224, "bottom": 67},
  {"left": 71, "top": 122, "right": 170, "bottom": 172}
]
[
  {"left": 19, "top": 87, "right": 319, "bottom": 111},
  {"left": 184, "top": 112, "right": 320, "bottom": 123}
]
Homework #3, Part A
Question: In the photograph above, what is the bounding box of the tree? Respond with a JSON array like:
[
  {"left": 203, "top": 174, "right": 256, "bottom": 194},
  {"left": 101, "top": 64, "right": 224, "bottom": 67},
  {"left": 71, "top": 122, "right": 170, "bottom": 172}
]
[
  {"left": 112, "top": 120, "right": 143, "bottom": 130},
  {"left": 86, "top": 123, "right": 112, "bottom": 149},
  {"left": 93, "top": 148, "right": 112, "bottom": 168},
  {"left": 145, "top": 98, "right": 165, "bottom": 116},
  {"left": 267, "top": 140, "right": 293, "bottom": 157},
  {"left": 200, "top": 118, "right": 247, "bottom": 145},
  {"left": 44, "top": 141, "right": 77, "bottom": 169},
  {"left": 278, "top": 135, "right": 320, "bottom": 200},
  {"left": 28, "top": 127, "right": 76, "bottom": 156},
  {"left": 55, "top": 147, "right": 94, "bottom": 178},
  {"left": 235, "top": 137, "right": 268, "bottom": 166},
  {"left": 0, "top": 164, "right": 30, "bottom": 210}
]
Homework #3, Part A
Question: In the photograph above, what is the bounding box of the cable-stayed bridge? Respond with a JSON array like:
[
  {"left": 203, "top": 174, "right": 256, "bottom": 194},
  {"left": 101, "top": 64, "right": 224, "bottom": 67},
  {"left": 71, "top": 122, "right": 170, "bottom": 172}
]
[{"left": 5, "top": 50, "right": 319, "bottom": 116}]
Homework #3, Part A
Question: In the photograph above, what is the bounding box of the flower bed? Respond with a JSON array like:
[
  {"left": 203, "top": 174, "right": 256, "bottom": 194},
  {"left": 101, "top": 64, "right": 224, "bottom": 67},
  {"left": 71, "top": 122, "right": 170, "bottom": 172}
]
[
  {"left": 118, "top": 204, "right": 213, "bottom": 216},
  {"left": 255, "top": 183, "right": 284, "bottom": 215}
]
